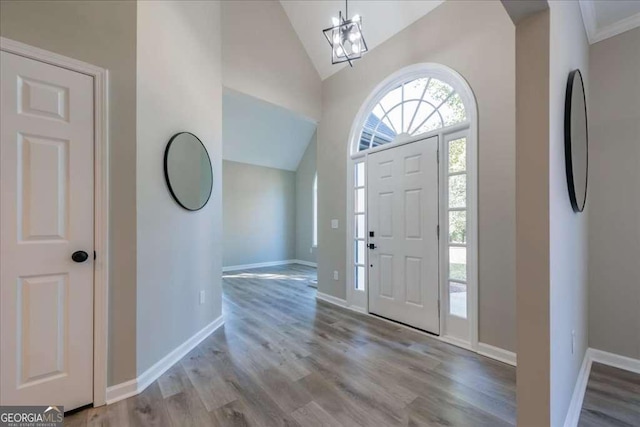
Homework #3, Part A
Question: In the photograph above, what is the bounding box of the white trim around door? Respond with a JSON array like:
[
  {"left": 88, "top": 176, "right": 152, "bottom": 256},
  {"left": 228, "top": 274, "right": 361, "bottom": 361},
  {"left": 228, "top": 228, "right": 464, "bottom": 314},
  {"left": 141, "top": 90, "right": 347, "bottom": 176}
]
[
  {"left": 1, "top": 37, "right": 110, "bottom": 407},
  {"left": 345, "top": 63, "right": 479, "bottom": 353}
]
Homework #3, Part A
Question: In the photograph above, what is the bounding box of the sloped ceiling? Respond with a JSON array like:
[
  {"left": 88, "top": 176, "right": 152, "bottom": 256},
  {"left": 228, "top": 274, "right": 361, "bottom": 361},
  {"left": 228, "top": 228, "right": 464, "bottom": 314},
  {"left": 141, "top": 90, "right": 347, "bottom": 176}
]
[
  {"left": 580, "top": 0, "right": 640, "bottom": 44},
  {"left": 223, "top": 89, "right": 317, "bottom": 171},
  {"left": 280, "top": 0, "right": 444, "bottom": 80}
]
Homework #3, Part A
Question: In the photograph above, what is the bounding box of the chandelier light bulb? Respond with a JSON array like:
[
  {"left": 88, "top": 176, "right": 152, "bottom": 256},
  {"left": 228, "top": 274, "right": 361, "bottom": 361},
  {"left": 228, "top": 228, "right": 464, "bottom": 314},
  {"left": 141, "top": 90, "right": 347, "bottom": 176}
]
[{"left": 322, "top": 0, "right": 367, "bottom": 67}]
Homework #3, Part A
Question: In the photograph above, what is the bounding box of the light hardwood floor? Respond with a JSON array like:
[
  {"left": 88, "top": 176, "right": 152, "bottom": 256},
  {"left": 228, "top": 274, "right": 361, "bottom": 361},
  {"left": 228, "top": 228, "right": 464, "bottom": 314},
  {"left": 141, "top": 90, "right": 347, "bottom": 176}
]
[
  {"left": 578, "top": 362, "right": 640, "bottom": 427},
  {"left": 65, "top": 264, "right": 516, "bottom": 426}
]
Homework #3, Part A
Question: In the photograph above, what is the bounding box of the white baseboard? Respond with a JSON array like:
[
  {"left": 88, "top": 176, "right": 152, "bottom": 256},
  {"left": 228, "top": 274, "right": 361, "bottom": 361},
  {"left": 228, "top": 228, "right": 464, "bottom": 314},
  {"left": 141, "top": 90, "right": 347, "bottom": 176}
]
[
  {"left": 105, "top": 378, "right": 138, "bottom": 405},
  {"left": 222, "top": 259, "right": 317, "bottom": 272},
  {"left": 564, "top": 348, "right": 593, "bottom": 427},
  {"left": 293, "top": 259, "right": 317, "bottom": 267},
  {"left": 589, "top": 348, "right": 640, "bottom": 375},
  {"left": 316, "top": 291, "right": 518, "bottom": 368},
  {"left": 316, "top": 291, "right": 348, "bottom": 307},
  {"left": 563, "top": 347, "right": 640, "bottom": 427},
  {"left": 345, "top": 304, "right": 367, "bottom": 314},
  {"left": 439, "top": 334, "right": 473, "bottom": 351},
  {"left": 477, "top": 342, "right": 517, "bottom": 366},
  {"left": 222, "top": 260, "right": 296, "bottom": 272},
  {"left": 105, "top": 315, "right": 224, "bottom": 405},
  {"left": 315, "top": 292, "right": 366, "bottom": 314}
]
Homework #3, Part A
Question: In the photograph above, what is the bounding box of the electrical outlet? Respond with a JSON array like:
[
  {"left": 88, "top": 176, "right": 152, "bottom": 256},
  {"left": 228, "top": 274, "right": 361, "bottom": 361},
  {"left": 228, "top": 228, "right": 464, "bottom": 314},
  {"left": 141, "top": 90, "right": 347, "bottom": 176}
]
[
  {"left": 199, "top": 290, "right": 205, "bottom": 305},
  {"left": 331, "top": 219, "right": 339, "bottom": 229},
  {"left": 571, "top": 330, "right": 575, "bottom": 354},
  {"left": 333, "top": 270, "right": 339, "bottom": 281}
]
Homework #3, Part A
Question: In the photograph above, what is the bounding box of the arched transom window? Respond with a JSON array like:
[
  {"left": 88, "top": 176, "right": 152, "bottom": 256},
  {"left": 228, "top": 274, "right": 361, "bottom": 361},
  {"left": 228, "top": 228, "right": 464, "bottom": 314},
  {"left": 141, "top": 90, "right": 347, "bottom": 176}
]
[{"left": 358, "top": 77, "right": 467, "bottom": 151}]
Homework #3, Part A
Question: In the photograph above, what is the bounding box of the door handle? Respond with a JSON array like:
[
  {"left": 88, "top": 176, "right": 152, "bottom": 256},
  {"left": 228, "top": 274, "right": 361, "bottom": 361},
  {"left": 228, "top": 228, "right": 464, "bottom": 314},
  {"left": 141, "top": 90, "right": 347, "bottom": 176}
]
[
  {"left": 71, "top": 251, "right": 89, "bottom": 263},
  {"left": 368, "top": 243, "right": 376, "bottom": 250}
]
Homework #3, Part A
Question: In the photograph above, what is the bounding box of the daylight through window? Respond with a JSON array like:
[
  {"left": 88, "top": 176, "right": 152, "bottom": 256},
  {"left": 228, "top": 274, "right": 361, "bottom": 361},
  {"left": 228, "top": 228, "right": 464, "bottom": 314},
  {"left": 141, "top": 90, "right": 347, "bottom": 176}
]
[{"left": 358, "top": 77, "right": 466, "bottom": 151}]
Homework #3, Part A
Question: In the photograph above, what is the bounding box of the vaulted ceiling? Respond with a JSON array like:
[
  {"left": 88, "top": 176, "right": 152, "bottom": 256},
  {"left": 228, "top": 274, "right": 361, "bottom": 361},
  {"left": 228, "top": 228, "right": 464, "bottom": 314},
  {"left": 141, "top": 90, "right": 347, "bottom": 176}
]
[
  {"left": 280, "top": 0, "right": 444, "bottom": 80},
  {"left": 226, "top": 0, "right": 640, "bottom": 171},
  {"left": 223, "top": 89, "right": 317, "bottom": 171},
  {"left": 280, "top": 0, "right": 640, "bottom": 80}
]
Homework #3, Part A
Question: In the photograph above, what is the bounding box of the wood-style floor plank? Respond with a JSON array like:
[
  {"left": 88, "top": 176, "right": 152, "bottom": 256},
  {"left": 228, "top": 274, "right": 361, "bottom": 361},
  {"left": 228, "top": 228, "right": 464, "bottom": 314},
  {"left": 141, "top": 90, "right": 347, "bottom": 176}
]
[
  {"left": 578, "top": 362, "right": 640, "bottom": 427},
  {"left": 127, "top": 382, "right": 172, "bottom": 426},
  {"left": 290, "top": 401, "right": 343, "bottom": 427},
  {"left": 210, "top": 399, "right": 254, "bottom": 427},
  {"left": 67, "top": 264, "right": 519, "bottom": 426}
]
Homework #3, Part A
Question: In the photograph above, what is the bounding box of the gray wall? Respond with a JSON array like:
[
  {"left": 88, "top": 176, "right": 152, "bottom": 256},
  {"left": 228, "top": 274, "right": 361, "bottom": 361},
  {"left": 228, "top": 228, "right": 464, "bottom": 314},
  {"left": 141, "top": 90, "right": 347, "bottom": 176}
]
[
  {"left": 0, "top": 0, "right": 138, "bottom": 386},
  {"left": 588, "top": 27, "right": 640, "bottom": 359},
  {"left": 549, "top": 2, "right": 589, "bottom": 426},
  {"left": 223, "top": 161, "right": 296, "bottom": 267},
  {"left": 222, "top": 0, "right": 321, "bottom": 121},
  {"left": 317, "top": 0, "right": 517, "bottom": 352},
  {"left": 136, "top": 0, "right": 222, "bottom": 375},
  {"left": 295, "top": 133, "right": 317, "bottom": 264}
]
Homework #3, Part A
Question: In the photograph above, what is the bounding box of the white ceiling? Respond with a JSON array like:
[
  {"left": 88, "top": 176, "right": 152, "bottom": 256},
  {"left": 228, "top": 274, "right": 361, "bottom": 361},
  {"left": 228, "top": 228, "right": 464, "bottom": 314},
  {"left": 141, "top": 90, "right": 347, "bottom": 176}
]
[
  {"left": 280, "top": 0, "right": 444, "bottom": 80},
  {"left": 223, "top": 89, "right": 317, "bottom": 171},
  {"left": 579, "top": 0, "right": 640, "bottom": 44}
]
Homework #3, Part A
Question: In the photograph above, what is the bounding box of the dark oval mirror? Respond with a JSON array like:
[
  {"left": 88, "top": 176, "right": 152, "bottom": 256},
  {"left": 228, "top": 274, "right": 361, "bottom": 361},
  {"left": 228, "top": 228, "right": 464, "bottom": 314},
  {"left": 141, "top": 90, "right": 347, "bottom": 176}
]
[
  {"left": 164, "top": 132, "right": 213, "bottom": 211},
  {"left": 564, "top": 69, "right": 588, "bottom": 213}
]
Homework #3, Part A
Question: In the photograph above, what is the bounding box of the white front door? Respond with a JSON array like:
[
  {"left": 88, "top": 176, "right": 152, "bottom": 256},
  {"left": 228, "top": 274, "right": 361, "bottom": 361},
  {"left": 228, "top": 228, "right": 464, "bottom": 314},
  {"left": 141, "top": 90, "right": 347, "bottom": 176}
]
[
  {"left": 1, "top": 51, "right": 94, "bottom": 410},
  {"left": 367, "top": 137, "right": 440, "bottom": 333}
]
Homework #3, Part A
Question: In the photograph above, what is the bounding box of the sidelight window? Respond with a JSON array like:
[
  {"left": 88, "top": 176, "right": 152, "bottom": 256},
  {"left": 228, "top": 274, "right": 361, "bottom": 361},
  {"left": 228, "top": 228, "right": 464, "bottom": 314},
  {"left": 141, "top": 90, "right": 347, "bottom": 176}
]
[
  {"left": 353, "top": 162, "right": 366, "bottom": 290},
  {"left": 446, "top": 136, "right": 468, "bottom": 319}
]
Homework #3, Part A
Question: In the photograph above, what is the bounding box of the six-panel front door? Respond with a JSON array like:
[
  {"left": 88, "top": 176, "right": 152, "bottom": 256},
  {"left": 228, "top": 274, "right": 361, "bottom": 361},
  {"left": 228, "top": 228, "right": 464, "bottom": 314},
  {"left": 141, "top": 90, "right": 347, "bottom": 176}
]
[
  {"left": 367, "top": 137, "right": 440, "bottom": 333},
  {"left": 1, "top": 51, "right": 94, "bottom": 410}
]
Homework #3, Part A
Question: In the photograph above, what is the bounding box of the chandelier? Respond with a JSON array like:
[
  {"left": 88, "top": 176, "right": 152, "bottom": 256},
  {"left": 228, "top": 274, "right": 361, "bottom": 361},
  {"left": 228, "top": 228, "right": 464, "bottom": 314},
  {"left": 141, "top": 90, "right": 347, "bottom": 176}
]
[{"left": 322, "top": 0, "right": 368, "bottom": 67}]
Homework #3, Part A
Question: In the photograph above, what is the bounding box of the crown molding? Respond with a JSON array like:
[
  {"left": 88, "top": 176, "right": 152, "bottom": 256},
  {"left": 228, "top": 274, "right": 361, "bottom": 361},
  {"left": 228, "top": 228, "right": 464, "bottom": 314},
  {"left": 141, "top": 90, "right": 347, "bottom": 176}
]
[{"left": 579, "top": 1, "right": 640, "bottom": 44}]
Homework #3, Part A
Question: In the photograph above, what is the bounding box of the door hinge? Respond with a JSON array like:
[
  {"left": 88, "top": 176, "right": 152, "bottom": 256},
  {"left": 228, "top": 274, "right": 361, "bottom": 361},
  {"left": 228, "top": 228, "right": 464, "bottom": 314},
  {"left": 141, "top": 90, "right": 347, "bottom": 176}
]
[
  {"left": 438, "top": 299, "right": 441, "bottom": 315},
  {"left": 94, "top": 251, "right": 97, "bottom": 260},
  {"left": 436, "top": 225, "right": 440, "bottom": 239}
]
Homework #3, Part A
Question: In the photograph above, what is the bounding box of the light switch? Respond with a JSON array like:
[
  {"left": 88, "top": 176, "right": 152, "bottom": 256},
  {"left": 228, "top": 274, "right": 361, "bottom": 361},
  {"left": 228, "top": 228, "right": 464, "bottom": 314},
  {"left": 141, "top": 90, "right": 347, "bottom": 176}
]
[{"left": 331, "top": 219, "right": 339, "bottom": 229}]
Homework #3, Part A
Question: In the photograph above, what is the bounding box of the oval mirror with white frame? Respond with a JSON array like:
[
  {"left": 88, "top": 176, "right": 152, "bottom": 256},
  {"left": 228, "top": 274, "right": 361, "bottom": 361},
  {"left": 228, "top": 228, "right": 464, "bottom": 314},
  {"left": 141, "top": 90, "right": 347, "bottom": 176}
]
[
  {"left": 164, "top": 132, "right": 213, "bottom": 211},
  {"left": 564, "top": 69, "right": 588, "bottom": 213}
]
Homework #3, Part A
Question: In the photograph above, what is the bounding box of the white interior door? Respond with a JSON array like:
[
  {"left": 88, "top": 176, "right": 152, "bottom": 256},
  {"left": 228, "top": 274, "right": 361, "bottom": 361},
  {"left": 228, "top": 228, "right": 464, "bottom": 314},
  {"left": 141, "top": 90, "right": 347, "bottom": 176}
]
[
  {"left": 1, "top": 51, "right": 94, "bottom": 410},
  {"left": 367, "top": 137, "right": 439, "bottom": 333}
]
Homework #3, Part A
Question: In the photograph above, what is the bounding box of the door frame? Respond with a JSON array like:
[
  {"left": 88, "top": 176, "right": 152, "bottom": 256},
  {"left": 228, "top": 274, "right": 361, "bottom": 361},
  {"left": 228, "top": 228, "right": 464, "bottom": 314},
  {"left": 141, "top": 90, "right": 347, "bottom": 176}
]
[
  {"left": 1, "top": 37, "right": 110, "bottom": 406},
  {"left": 345, "top": 63, "right": 478, "bottom": 352}
]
